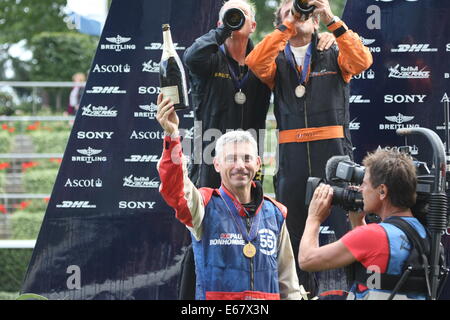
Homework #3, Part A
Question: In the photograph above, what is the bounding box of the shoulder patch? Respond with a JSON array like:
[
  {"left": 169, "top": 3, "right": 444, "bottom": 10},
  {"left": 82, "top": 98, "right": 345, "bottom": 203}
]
[
  {"left": 199, "top": 188, "right": 218, "bottom": 206},
  {"left": 263, "top": 195, "right": 287, "bottom": 218}
]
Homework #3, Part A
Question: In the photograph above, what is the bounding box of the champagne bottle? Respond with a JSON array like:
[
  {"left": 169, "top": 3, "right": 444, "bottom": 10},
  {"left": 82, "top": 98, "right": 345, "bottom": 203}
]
[{"left": 159, "top": 24, "right": 189, "bottom": 111}]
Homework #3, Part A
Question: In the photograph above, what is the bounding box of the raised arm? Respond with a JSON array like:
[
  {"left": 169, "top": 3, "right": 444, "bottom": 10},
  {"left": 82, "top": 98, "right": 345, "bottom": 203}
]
[
  {"left": 245, "top": 20, "right": 296, "bottom": 90},
  {"left": 156, "top": 94, "right": 206, "bottom": 240},
  {"left": 183, "top": 26, "right": 231, "bottom": 77}
]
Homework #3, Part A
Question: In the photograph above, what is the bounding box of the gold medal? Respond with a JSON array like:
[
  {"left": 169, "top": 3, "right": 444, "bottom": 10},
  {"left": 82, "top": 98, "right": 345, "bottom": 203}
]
[{"left": 243, "top": 242, "right": 257, "bottom": 258}]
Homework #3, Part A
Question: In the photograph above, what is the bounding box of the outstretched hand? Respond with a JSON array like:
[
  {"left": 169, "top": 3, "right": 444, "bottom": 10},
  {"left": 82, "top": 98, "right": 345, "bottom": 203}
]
[{"left": 155, "top": 93, "right": 179, "bottom": 136}]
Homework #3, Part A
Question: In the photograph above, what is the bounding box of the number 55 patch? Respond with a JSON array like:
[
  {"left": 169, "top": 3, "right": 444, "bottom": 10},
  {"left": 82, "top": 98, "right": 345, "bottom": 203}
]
[{"left": 258, "top": 229, "right": 277, "bottom": 256}]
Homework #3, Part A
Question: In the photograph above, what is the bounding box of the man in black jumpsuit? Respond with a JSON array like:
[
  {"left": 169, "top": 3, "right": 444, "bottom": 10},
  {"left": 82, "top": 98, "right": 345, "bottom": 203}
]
[
  {"left": 184, "top": 0, "right": 271, "bottom": 189},
  {"left": 246, "top": 0, "right": 373, "bottom": 296}
]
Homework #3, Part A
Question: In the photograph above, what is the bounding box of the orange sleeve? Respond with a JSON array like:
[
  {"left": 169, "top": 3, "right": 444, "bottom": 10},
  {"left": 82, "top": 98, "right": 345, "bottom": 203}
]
[
  {"left": 245, "top": 20, "right": 297, "bottom": 90},
  {"left": 328, "top": 20, "right": 373, "bottom": 83}
]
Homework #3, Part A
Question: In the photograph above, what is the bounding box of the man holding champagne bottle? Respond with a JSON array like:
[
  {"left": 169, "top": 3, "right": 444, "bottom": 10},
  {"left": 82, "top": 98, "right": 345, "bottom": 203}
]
[{"left": 156, "top": 93, "right": 302, "bottom": 300}]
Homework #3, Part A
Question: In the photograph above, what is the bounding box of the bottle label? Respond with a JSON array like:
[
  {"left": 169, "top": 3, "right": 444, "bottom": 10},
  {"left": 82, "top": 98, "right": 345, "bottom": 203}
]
[{"left": 161, "top": 86, "right": 180, "bottom": 104}]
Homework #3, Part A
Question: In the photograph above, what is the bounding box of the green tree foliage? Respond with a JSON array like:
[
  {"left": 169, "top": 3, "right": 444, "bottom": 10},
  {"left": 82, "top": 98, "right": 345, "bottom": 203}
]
[
  {"left": 30, "top": 32, "right": 97, "bottom": 81},
  {"left": 0, "top": 0, "right": 68, "bottom": 45}
]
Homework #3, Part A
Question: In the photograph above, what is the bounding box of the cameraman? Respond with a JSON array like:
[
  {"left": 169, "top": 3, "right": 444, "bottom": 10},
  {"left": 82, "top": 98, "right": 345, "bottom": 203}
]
[{"left": 299, "top": 148, "right": 428, "bottom": 299}]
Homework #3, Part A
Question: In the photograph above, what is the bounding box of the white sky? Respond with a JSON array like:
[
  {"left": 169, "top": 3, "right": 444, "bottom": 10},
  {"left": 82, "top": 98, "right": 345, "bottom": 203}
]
[{"left": 66, "top": 0, "right": 108, "bottom": 20}]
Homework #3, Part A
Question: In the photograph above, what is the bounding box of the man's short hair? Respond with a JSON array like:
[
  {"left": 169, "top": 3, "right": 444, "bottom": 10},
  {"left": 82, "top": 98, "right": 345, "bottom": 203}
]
[
  {"left": 214, "top": 130, "right": 258, "bottom": 159},
  {"left": 219, "top": 0, "right": 256, "bottom": 22},
  {"left": 363, "top": 148, "right": 417, "bottom": 209}
]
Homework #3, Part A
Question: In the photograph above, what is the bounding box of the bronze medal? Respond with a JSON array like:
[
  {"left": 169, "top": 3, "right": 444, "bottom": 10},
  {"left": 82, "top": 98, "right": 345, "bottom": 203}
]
[{"left": 243, "top": 242, "right": 256, "bottom": 258}]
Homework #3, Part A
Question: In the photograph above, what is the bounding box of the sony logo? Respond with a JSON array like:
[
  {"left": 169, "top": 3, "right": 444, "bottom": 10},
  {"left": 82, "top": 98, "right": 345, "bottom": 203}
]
[
  {"left": 118, "top": 201, "right": 156, "bottom": 209},
  {"left": 138, "top": 86, "right": 161, "bottom": 95},
  {"left": 384, "top": 94, "right": 426, "bottom": 103},
  {"left": 77, "top": 131, "right": 114, "bottom": 140}
]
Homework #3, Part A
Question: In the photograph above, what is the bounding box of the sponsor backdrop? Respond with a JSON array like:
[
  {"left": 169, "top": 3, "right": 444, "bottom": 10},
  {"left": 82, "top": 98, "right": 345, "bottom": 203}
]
[
  {"left": 344, "top": 0, "right": 450, "bottom": 299},
  {"left": 21, "top": 0, "right": 221, "bottom": 299},
  {"left": 22, "top": 0, "right": 450, "bottom": 299}
]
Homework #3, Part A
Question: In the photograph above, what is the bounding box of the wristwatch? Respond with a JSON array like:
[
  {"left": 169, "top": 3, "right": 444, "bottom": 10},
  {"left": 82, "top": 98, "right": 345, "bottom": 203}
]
[{"left": 326, "top": 16, "right": 341, "bottom": 27}]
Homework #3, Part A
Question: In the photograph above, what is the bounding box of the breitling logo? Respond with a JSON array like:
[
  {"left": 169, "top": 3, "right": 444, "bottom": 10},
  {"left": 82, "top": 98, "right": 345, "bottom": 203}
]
[
  {"left": 72, "top": 147, "right": 107, "bottom": 164},
  {"left": 385, "top": 113, "right": 414, "bottom": 124},
  {"left": 101, "top": 35, "right": 136, "bottom": 52}
]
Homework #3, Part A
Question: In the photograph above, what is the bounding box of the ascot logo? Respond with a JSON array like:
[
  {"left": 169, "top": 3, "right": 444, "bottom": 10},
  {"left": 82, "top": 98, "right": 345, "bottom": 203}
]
[
  {"left": 56, "top": 201, "right": 96, "bottom": 209},
  {"left": 118, "top": 201, "right": 156, "bottom": 209},
  {"left": 391, "top": 43, "right": 438, "bottom": 53},
  {"left": 353, "top": 69, "right": 375, "bottom": 80},
  {"left": 384, "top": 94, "right": 426, "bottom": 104},
  {"left": 101, "top": 35, "right": 136, "bottom": 52},
  {"left": 388, "top": 64, "right": 430, "bottom": 79},
  {"left": 81, "top": 104, "right": 118, "bottom": 118},
  {"left": 124, "top": 154, "right": 160, "bottom": 163},
  {"left": 77, "top": 131, "right": 114, "bottom": 140},
  {"left": 123, "top": 175, "right": 160, "bottom": 188},
  {"left": 86, "top": 86, "right": 126, "bottom": 94},
  {"left": 92, "top": 64, "right": 131, "bottom": 73},
  {"left": 134, "top": 104, "right": 157, "bottom": 119},
  {"left": 129, "top": 130, "right": 163, "bottom": 140},
  {"left": 72, "top": 147, "right": 107, "bottom": 164},
  {"left": 64, "top": 178, "right": 103, "bottom": 188},
  {"left": 142, "top": 60, "right": 160, "bottom": 73}
]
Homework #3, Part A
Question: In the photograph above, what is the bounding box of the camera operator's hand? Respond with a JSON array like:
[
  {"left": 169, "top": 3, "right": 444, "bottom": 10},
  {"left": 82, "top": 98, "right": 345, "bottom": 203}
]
[
  {"left": 156, "top": 93, "right": 179, "bottom": 137},
  {"left": 307, "top": 183, "right": 333, "bottom": 224}
]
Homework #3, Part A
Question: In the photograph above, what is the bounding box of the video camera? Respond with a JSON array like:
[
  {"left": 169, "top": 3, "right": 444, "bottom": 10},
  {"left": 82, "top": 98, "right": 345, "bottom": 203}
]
[{"left": 305, "top": 155, "right": 364, "bottom": 212}]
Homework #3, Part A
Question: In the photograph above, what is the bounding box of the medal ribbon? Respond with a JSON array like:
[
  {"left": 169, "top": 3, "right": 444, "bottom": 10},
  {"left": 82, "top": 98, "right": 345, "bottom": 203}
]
[
  {"left": 284, "top": 42, "right": 312, "bottom": 86},
  {"left": 219, "top": 186, "right": 261, "bottom": 243},
  {"left": 219, "top": 45, "right": 250, "bottom": 91}
]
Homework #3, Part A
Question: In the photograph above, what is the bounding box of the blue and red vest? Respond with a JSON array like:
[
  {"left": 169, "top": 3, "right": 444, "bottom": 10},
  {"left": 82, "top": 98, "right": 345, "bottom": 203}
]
[
  {"left": 191, "top": 188, "right": 286, "bottom": 300},
  {"left": 351, "top": 217, "right": 427, "bottom": 300}
]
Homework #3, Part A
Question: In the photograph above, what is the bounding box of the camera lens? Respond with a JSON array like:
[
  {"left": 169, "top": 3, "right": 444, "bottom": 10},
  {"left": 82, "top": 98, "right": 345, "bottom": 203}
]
[
  {"left": 223, "top": 8, "right": 246, "bottom": 31},
  {"left": 293, "top": 0, "right": 315, "bottom": 15},
  {"left": 332, "top": 186, "right": 364, "bottom": 211}
]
